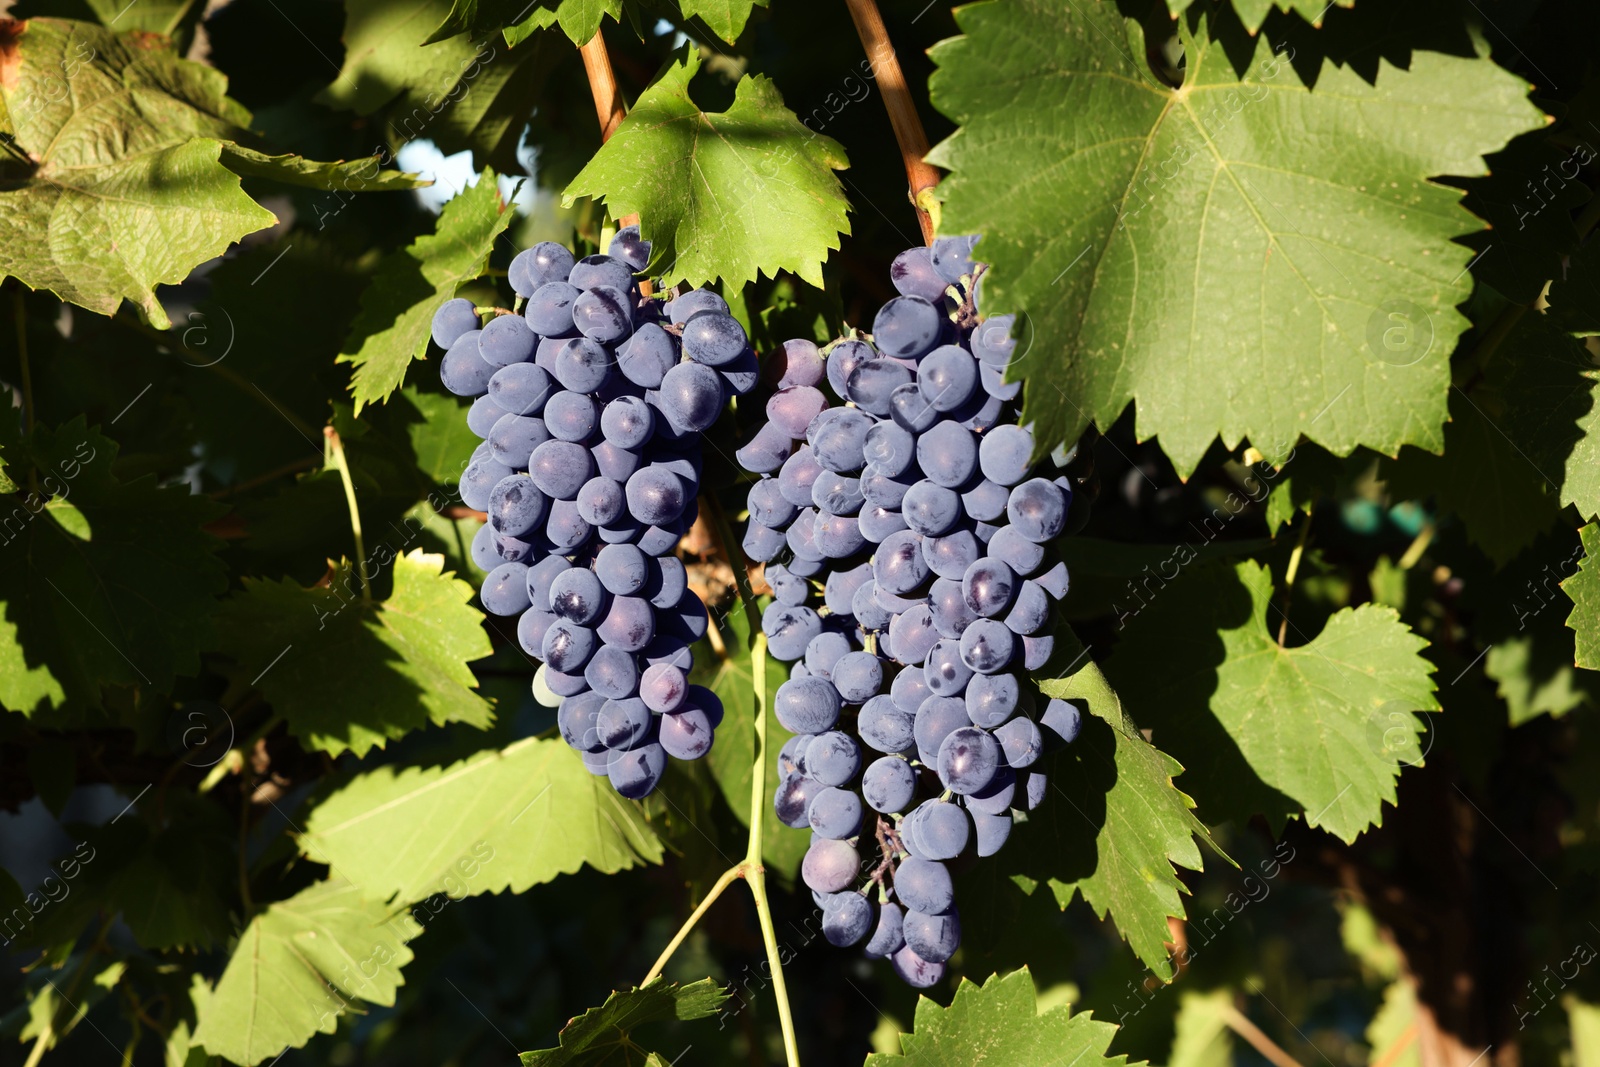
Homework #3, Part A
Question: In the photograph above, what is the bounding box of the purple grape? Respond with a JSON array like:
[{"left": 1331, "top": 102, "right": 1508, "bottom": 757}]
[
  {"left": 873, "top": 296, "right": 942, "bottom": 359},
  {"left": 478, "top": 313, "right": 537, "bottom": 367},
  {"left": 432, "top": 298, "right": 479, "bottom": 348}
]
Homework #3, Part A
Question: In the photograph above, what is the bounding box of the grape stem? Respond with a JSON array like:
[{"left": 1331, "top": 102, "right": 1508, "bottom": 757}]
[
  {"left": 323, "top": 427, "right": 372, "bottom": 603},
  {"left": 644, "top": 495, "right": 801, "bottom": 1066},
  {"left": 841, "top": 0, "right": 941, "bottom": 244}
]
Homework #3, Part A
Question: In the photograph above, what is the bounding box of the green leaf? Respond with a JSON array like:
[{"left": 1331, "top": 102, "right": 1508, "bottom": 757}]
[
  {"left": 1383, "top": 311, "right": 1600, "bottom": 563},
  {"left": 0, "top": 19, "right": 274, "bottom": 328},
  {"left": 1166, "top": 0, "right": 1351, "bottom": 33},
  {"left": 926, "top": 2, "right": 1544, "bottom": 473},
  {"left": 1168, "top": 989, "right": 1234, "bottom": 1067},
  {"left": 0, "top": 420, "right": 225, "bottom": 714},
  {"left": 517, "top": 976, "right": 728, "bottom": 1066},
  {"left": 1549, "top": 238, "right": 1600, "bottom": 336},
  {"left": 1565, "top": 524, "right": 1600, "bottom": 670},
  {"left": 1108, "top": 561, "right": 1440, "bottom": 842},
  {"left": 215, "top": 549, "right": 494, "bottom": 758},
  {"left": 420, "top": 0, "right": 579, "bottom": 45},
  {"left": 1487, "top": 634, "right": 1600, "bottom": 726},
  {"left": 1366, "top": 981, "right": 1422, "bottom": 1067},
  {"left": 107, "top": 800, "right": 236, "bottom": 951},
  {"left": 217, "top": 144, "right": 430, "bottom": 191},
  {"left": 1456, "top": 134, "right": 1588, "bottom": 306},
  {"left": 678, "top": 0, "right": 766, "bottom": 42},
  {"left": 694, "top": 600, "right": 804, "bottom": 877},
  {"left": 192, "top": 879, "right": 421, "bottom": 1066},
  {"left": 301, "top": 736, "right": 663, "bottom": 904},
  {"left": 1025, "top": 654, "right": 1218, "bottom": 977},
  {"left": 864, "top": 969, "right": 1130, "bottom": 1066},
  {"left": 338, "top": 171, "right": 514, "bottom": 410},
  {"left": 564, "top": 49, "right": 851, "bottom": 289},
  {"left": 1572, "top": 998, "right": 1600, "bottom": 1067},
  {"left": 318, "top": 0, "right": 482, "bottom": 114},
  {"left": 400, "top": 388, "right": 479, "bottom": 486}
]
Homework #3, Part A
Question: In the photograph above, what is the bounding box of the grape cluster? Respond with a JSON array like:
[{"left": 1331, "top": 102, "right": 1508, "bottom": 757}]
[
  {"left": 739, "top": 236, "right": 1085, "bottom": 986},
  {"left": 434, "top": 226, "right": 758, "bottom": 799}
]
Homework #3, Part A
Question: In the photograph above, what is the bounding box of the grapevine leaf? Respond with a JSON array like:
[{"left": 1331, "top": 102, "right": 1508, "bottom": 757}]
[
  {"left": 337, "top": 172, "right": 514, "bottom": 411},
  {"left": 563, "top": 48, "right": 851, "bottom": 290},
  {"left": 678, "top": 0, "right": 766, "bottom": 43},
  {"left": 192, "top": 879, "right": 420, "bottom": 1067},
  {"left": 926, "top": 1, "right": 1544, "bottom": 473},
  {"left": 0, "top": 419, "right": 226, "bottom": 714},
  {"left": 318, "top": 0, "right": 481, "bottom": 114},
  {"left": 1383, "top": 311, "right": 1600, "bottom": 562},
  {"left": 0, "top": 18, "right": 274, "bottom": 328},
  {"left": 1165, "top": 0, "right": 1351, "bottom": 33},
  {"left": 1366, "top": 982, "right": 1423, "bottom": 1067},
  {"left": 183, "top": 238, "right": 373, "bottom": 484},
  {"left": 547, "top": 0, "right": 620, "bottom": 45},
  {"left": 1549, "top": 238, "right": 1600, "bottom": 336},
  {"left": 1108, "top": 561, "right": 1440, "bottom": 843},
  {"left": 217, "top": 144, "right": 430, "bottom": 191},
  {"left": 864, "top": 969, "right": 1131, "bottom": 1067},
  {"left": 1486, "top": 634, "right": 1600, "bottom": 726},
  {"left": 1168, "top": 989, "right": 1235, "bottom": 1067},
  {"left": 1026, "top": 654, "right": 1217, "bottom": 977},
  {"left": 517, "top": 977, "right": 728, "bottom": 1066},
  {"left": 301, "top": 736, "right": 664, "bottom": 904},
  {"left": 694, "top": 600, "right": 805, "bottom": 877},
  {"left": 214, "top": 549, "right": 495, "bottom": 759},
  {"left": 400, "top": 388, "right": 479, "bottom": 486},
  {"left": 1565, "top": 524, "right": 1600, "bottom": 670},
  {"left": 1455, "top": 134, "right": 1588, "bottom": 305}
]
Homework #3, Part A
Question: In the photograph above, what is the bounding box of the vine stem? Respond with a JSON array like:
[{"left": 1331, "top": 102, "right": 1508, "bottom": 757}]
[
  {"left": 1276, "top": 513, "right": 1311, "bottom": 647},
  {"left": 643, "top": 862, "right": 747, "bottom": 983},
  {"left": 577, "top": 30, "right": 652, "bottom": 292},
  {"left": 741, "top": 633, "right": 801, "bottom": 1067},
  {"left": 323, "top": 427, "right": 371, "bottom": 603},
  {"left": 842, "top": 0, "right": 940, "bottom": 244},
  {"left": 1218, "top": 1002, "right": 1306, "bottom": 1067}
]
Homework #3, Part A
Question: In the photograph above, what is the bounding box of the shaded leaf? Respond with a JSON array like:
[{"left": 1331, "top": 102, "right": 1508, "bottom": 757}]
[
  {"left": 564, "top": 48, "right": 851, "bottom": 289},
  {"left": 218, "top": 144, "right": 430, "bottom": 191},
  {"left": 1383, "top": 311, "right": 1599, "bottom": 563},
  {"left": 0, "top": 419, "right": 225, "bottom": 714},
  {"left": 337, "top": 171, "right": 514, "bottom": 410},
  {"left": 1021, "top": 649, "right": 1219, "bottom": 978},
  {"left": 679, "top": 0, "right": 766, "bottom": 42},
  {"left": 215, "top": 549, "right": 494, "bottom": 758},
  {"left": 1108, "top": 561, "right": 1440, "bottom": 842},
  {"left": 1486, "top": 633, "right": 1599, "bottom": 726},
  {"left": 517, "top": 977, "right": 728, "bottom": 1066}
]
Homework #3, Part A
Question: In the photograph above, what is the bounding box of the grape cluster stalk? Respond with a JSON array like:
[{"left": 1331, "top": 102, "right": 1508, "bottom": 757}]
[
  {"left": 433, "top": 226, "right": 762, "bottom": 799},
  {"left": 737, "top": 235, "right": 1086, "bottom": 986}
]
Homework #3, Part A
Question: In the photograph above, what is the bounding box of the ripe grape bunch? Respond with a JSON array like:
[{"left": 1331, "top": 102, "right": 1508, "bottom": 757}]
[
  {"left": 737, "top": 235, "right": 1086, "bottom": 987},
  {"left": 432, "top": 226, "right": 760, "bottom": 800}
]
